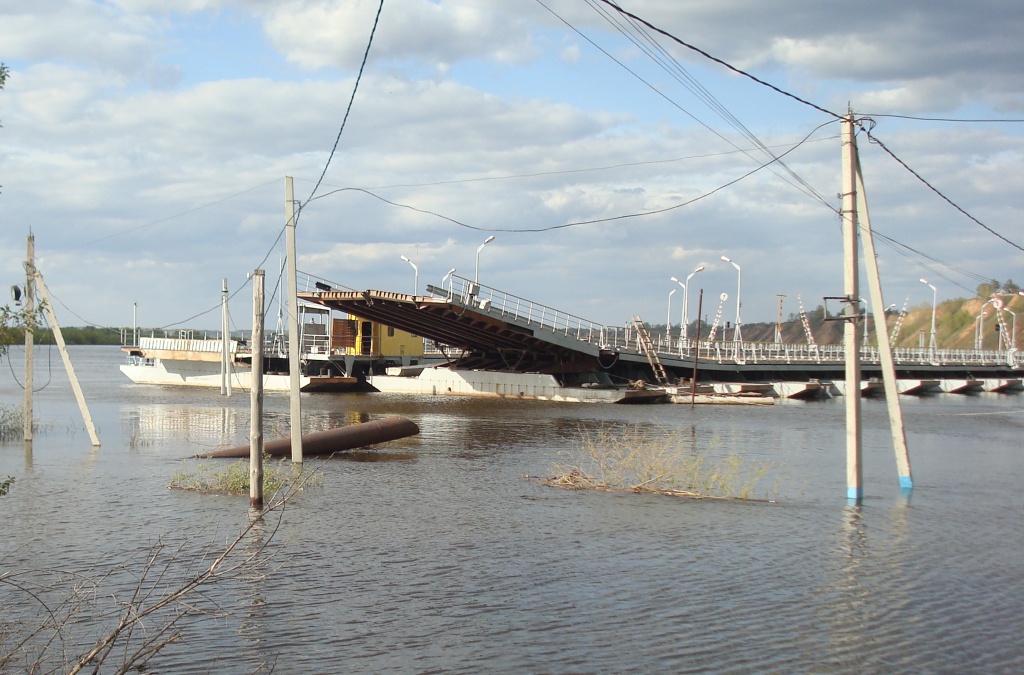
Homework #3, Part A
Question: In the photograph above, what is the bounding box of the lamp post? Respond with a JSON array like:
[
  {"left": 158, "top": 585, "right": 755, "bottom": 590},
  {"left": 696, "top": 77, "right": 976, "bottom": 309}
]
[
  {"left": 400, "top": 255, "right": 419, "bottom": 295},
  {"left": 474, "top": 235, "right": 495, "bottom": 284},
  {"left": 720, "top": 256, "right": 741, "bottom": 342},
  {"left": 920, "top": 278, "right": 937, "bottom": 352},
  {"left": 442, "top": 268, "right": 456, "bottom": 297},
  {"left": 1004, "top": 307, "right": 1017, "bottom": 351},
  {"left": 666, "top": 288, "right": 676, "bottom": 345},
  {"left": 673, "top": 265, "right": 704, "bottom": 343}
]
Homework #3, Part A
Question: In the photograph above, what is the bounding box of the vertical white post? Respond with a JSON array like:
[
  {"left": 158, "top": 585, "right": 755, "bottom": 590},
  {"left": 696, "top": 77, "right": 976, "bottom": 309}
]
[
  {"left": 250, "top": 269, "right": 265, "bottom": 510},
  {"left": 854, "top": 149, "right": 913, "bottom": 491},
  {"left": 221, "top": 278, "right": 231, "bottom": 397},
  {"left": 23, "top": 235, "right": 34, "bottom": 442},
  {"left": 841, "top": 114, "right": 862, "bottom": 503},
  {"left": 666, "top": 288, "right": 675, "bottom": 343},
  {"left": 285, "top": 176, "right": 303, "bottom": 465},
  {"left": 132, "top": 302, "right": 137, "bottom": 347},
  {"left": 34, "top": 271, "right": 101, "bottom": 446}
]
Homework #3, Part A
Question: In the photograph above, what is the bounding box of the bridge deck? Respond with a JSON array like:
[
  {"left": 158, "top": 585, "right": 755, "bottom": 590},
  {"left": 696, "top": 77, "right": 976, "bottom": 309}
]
[{"left": 298, "top": 275, "right": 1022, "bottom": 382}]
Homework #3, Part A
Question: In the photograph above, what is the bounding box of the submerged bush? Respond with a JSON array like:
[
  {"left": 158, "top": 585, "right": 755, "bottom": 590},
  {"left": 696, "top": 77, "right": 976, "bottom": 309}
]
[
  {"left": 546, "top": 423, "right": 777, "bottom": 500},
  {"left": 170, "top": 457, "right": 322, "bottom": 496},
  {"left": 0, "top": 405, "right": 27, "bottom": 442}
]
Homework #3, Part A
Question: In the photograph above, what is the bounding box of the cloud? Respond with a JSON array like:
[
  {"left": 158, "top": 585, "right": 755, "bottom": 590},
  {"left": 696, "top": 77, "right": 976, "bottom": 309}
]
[{"left": 1, "top": 1, "right": 1021, "bottom": 330}]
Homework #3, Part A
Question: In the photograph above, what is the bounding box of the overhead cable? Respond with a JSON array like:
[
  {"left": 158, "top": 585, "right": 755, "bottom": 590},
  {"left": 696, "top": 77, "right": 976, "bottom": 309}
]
[{"left": 864, "top": 129, "right": 1024, "bottom": 252}]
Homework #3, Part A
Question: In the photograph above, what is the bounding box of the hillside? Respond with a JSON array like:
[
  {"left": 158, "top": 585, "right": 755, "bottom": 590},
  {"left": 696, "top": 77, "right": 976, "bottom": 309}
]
[{"left": 735, "top": 294, "right": 1023, "bottom": 350}]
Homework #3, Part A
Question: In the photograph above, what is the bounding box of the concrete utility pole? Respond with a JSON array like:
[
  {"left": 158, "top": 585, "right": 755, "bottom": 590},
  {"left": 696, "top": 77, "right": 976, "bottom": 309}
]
[
  {"left": 284, "top": 176, "right": 303, "bottom": 465},
  {"left": 221, "top": 278, "right": 231, "bottom": 397},
  {"left": 250, "top": 269, "right": 265, "bottom": 510},
  {"left": 775, "top": 294, "right": 786, "bottom": 343},
  {"left": 33, "top": 269, "right": 100, "bottom": 446},
  {"left": 841, "top": 114, "right": 863, "bottom": 503},
  {"left": 841, "top": 113, "right": 913, "bottom": 499},
  {"left": 23, "top": 235, "right": 35, "bottom": 442},
  {"left": 854, "top": 140, "right": 913, "bottom": 492}
]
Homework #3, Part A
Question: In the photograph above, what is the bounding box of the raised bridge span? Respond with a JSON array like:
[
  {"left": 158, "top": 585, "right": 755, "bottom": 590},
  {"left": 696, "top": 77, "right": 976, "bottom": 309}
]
[{"left": 299, "top": 274, "right": 1022, "bottom": 387}]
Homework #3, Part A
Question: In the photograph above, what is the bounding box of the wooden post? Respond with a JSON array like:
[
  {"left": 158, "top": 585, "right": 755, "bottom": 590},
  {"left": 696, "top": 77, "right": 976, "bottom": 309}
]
[
  {"left": 250, "top": 270, "right": 265, "bottom": 510},
  {"left": 33, "top": 270, "right": 101, "bottom": 446},
  {"left": 284, "top": 176, "right": 303, "bottom": 465},
  {"left": 691, "top": 289, "right": 703, "bottom": 409},
  {"left": 841, "top": 114, "right": 862, "bottom": 503},
  {"left": 23, "top": 235, "right": 34, "bottom": 442}
]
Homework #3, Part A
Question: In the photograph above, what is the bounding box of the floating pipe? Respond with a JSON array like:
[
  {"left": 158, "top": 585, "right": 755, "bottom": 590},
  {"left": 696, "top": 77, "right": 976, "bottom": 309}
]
[{"left": 196, "top": 416, "right": 419, "bottom": 458}]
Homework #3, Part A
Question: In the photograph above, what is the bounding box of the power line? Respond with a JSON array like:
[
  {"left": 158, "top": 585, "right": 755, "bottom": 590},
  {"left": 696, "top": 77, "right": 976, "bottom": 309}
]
[
  {"left": 312, "top": 119, "right": 833, "bottom": 233},
  {"left": 859, "top": 114, "right": 1024, "bottom": 123},
  {"left": 305, "top": 137, "right": 837, "bottom": 191},
  {"left": 594, "top": 0, "right": 842, "bottom": 121},
  {"left": 864, "top": 128, "right": 1024, "bottom": 252},
  {"left": 301, "top": 0, "right": 385, "bottom": 213}
]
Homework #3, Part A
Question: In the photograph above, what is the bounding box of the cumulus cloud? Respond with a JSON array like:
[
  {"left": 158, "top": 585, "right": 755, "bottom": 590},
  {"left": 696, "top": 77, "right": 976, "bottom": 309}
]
[{"left": 0, "top": 0, "right": 1021, "bottom": 328}]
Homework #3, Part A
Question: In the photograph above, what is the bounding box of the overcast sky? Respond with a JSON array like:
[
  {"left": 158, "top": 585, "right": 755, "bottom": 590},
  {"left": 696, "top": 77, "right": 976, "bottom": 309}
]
[{"left": 1, "top": 0, "right": 1021, "bottom": 333}]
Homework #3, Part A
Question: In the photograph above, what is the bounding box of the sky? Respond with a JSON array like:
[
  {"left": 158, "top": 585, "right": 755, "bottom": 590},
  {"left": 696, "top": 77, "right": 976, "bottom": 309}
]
[{"left": 1, "top": 0, "right": 1022, "bottom": 334}]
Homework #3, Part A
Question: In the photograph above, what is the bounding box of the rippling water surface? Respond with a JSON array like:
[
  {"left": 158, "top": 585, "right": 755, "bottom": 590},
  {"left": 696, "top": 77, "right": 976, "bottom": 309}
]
[{"left": 1, "top": 346, "right": 1022, "bottom": 673}]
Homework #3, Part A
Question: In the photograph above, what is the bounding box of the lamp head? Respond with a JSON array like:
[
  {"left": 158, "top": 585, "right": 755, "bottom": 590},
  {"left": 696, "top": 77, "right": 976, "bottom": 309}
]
[
  {"left": 401, "top": 255, "right": 410, "bottom": 262},
  {"left": 694, "top": 265, "right": 705, "bottom": 273},
  {"left": 720, "top": 255, "right": 731, "bottom": 263},
  {"left": 484, "top": 235, "right": 495, "bottom": 244},
  {"left": 670, "top": 276, "right": 679, "bottom": 283}
]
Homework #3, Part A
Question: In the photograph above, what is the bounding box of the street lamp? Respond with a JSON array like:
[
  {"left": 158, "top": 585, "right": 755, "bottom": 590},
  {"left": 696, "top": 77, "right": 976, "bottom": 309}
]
[
  {"left": 672, "top": 265, "right": 705, "bottom": 343},
  {"left": 1003, "top": 307, "right": 1017, "bottom": 351},
  {"left": 474, "top": 235, "right": 495, "bottom": 284},
  {"left": 442, "top": 268, "right": 456, "bottom": 297},
  {"left": 920, "top": 278, "right": 937, "bottom": 352},
  {"left": 666, "top": 288, "right": 677, "bottom": 344},
  {"left": 400, "top": 255, "right": 419, "bottom": 295},
  {"left": 720, "top": 256, "right": 742, "bottom": 342}
]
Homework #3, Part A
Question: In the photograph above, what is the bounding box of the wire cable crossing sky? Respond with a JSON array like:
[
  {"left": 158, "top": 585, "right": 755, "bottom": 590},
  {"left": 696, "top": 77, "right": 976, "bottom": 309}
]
[{"left": 0, "top": 1, "right": 1020, "bottom": 329}]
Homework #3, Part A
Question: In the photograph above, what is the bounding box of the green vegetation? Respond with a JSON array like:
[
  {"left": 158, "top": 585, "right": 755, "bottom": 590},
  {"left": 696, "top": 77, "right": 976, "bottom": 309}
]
[
  {"left": 0, "top": 404, "right": 27, "bottom": 441},
  {"left": 0, "top": 476, "right": 13, "bottom": 497},
  {"left": 4, "top": 325, "right": 125, "bottom": 345},
  {"left": 170, "top": 457, "right": 323, "bottom": 496},
  {"left": 546, "top": 424, "right": 777, "bottom": 500}
]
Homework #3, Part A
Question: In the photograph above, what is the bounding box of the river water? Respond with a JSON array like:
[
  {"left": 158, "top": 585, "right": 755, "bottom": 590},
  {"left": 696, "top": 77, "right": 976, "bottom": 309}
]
[{"left": 1, "top": 345, "right": 1022, "bottom": 673}]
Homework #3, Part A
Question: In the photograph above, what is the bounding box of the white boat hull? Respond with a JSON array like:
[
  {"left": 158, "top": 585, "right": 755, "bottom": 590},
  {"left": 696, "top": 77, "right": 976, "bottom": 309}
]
[
  {"left": 120, "top": 360, "right": 351, "bottom": 392},
  {"left": 365, "top": 368, "right": 661, "bottom": 403}
]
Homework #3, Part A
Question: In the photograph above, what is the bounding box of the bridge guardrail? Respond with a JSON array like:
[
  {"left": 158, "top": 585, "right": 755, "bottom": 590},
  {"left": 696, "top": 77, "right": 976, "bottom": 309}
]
[{"left": 426, "top": 275, "right": 1024, "bottom": 369}]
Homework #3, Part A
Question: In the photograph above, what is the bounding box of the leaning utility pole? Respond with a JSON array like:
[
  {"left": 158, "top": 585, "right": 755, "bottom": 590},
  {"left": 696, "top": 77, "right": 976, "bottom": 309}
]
[
  {"left": 852, "top": 132, "right": 913, "bottom": 492},
  {"left": 284, "top": 176, "right": 303, "bottom": 465},
  {"left": 33, "top": 268, "right": 101, "bottom": 446}
]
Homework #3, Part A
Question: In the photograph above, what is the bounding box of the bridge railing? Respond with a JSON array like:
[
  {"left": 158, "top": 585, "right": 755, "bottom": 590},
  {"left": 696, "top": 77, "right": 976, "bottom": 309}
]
[
  {"left": 428, "top": 278, "right": 1021, "bottom": 369},
  {"left": 434, "top": 275, "right": 635, "bottom": 348}
]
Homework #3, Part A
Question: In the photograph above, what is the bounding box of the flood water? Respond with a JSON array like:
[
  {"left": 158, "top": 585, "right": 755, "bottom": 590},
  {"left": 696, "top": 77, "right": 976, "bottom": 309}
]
[{"left": 2, "top": 345, "right": 1023, "bottom": 673}]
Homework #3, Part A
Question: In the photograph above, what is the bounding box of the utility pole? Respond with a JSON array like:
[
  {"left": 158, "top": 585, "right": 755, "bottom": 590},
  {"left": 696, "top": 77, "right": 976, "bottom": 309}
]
[
  {"left": 284, "top": 176, "right": 303, "bottom": 465},
  {"left": 33, "top": 269, "right": 101, "bottom": 446},
  {"left": 775, "top": 294, "right": 786, "bottom": 343},
  {"left": 221, "top": 278, "right": 231, "bottom": 396},
  {"left": 854, "top": 138, "right": 913, "bottom": 492},
  {"left": 250, "top": 269, "right": 265, "bottom": 510},
  {"left": 841, "top": 113, "right": 863, "bottom": 503},
  {"left": 23, "top": 235, "right": 34, "bottom": 442}
]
